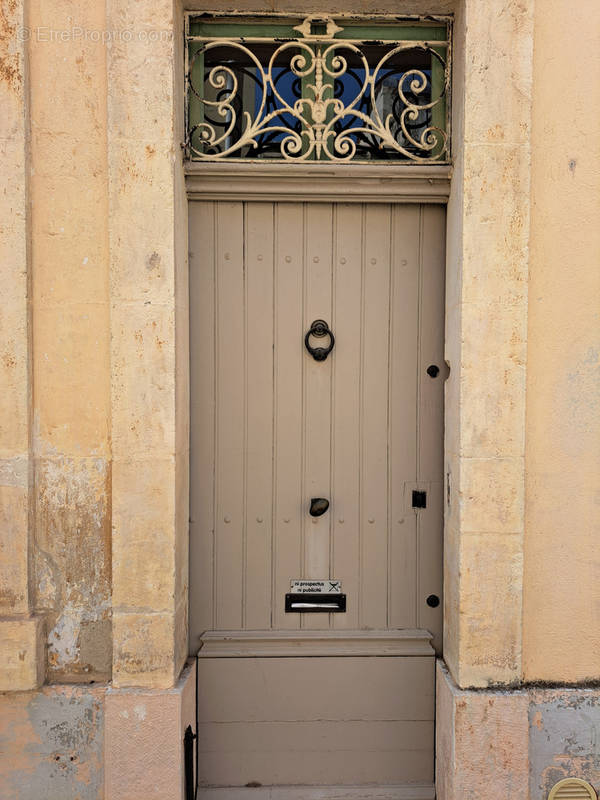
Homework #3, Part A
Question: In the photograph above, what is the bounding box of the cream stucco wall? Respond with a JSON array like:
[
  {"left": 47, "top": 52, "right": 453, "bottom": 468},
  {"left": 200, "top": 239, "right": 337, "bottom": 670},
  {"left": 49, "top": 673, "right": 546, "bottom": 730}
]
[{"left": 523, "top": 0, "right": 600, "bottom": 683}]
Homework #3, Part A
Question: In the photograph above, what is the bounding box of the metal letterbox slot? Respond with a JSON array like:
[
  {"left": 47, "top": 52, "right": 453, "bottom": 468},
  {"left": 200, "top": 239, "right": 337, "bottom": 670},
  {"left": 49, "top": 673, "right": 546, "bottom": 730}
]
[{"left": 285, "top": 593, "right": 347, "bottom": 612}]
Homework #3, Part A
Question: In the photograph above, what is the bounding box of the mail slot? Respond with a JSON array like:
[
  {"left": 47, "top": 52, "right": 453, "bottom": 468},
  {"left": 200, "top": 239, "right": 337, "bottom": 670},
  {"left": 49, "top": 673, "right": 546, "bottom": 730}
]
[{"left": 285, "top": 593, "right": 347, "bottom": 612}]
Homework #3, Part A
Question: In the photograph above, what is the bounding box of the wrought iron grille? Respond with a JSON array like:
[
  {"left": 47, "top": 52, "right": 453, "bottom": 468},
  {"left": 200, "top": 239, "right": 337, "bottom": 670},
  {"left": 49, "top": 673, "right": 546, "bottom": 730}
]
[{"left": 185, "top": 14, "right": 451, "bottom": 163}]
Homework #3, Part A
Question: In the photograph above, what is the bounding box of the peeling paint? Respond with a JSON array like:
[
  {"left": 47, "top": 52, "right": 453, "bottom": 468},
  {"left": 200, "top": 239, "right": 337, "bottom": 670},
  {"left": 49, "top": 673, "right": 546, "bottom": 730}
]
[
  {"left": 33, "top": 453, "right": 112, "bottom": 681},
  {"left": 0, "top": 686, "right": 105, "bottom": 800},
  {"left": 530, "top": 693, "right": 600, "bottom": 800},
  {"left": 0, "top": 456, "right": 29, "bottom": 488},
  {"left": 0, "top": 1, "right": 22, "bottom": 93}
]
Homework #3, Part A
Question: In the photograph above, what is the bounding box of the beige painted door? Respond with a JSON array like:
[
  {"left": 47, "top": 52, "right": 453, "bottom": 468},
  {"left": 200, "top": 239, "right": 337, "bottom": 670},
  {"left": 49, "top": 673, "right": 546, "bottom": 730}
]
[{"left": 189, "top": 200, "right": 445, "bottom": 797}]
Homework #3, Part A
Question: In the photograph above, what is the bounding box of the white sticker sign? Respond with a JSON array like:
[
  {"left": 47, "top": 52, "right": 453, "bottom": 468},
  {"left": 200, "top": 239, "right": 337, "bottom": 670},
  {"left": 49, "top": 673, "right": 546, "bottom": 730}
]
[{"left": 290, "top": 580, "right": 342, "bottom": 594}]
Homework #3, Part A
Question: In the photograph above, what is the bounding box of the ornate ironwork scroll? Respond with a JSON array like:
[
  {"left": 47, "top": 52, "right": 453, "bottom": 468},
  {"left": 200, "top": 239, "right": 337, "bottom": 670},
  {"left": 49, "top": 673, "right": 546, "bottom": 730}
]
[{"left": 185, "top": 16, "right": 451, "bottom": 163}]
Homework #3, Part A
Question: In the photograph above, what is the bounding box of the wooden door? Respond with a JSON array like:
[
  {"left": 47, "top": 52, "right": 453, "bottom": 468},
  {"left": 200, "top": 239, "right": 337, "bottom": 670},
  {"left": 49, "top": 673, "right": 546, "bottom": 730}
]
[{"left": 189, "top": 200, "right": 445, "bottom": 799}]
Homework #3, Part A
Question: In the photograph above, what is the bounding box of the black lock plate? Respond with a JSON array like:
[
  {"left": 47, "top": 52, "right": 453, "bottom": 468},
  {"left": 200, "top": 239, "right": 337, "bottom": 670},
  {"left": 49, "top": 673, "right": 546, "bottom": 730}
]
[{"left": 412, "top": 490, "right": 427, "bottom": 508}]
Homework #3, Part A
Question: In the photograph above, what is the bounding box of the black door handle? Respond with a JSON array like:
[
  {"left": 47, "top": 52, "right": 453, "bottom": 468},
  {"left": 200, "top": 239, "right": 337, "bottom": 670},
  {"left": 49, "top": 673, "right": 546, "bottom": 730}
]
[
  {"left": 309, "top": 498, "right": 329, "bottom": 517},
  {"left": 305, "top": 319, "right": 335, "bottom": 362}
]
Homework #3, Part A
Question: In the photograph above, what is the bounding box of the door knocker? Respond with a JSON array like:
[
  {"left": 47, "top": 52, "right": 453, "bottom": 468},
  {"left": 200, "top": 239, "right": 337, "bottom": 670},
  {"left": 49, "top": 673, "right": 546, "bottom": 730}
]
[{"left": 305, "top": 319, "right": 335, "bottom": 362}]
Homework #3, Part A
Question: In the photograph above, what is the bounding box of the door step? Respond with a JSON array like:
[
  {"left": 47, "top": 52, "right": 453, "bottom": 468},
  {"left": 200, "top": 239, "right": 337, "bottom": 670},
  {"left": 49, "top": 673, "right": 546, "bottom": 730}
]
[
  {"left": 197, "top": 786, "right": 435, "bottom": 800},
  {"left": 198, "top": 629, "right": 434, "bottom": 658}
]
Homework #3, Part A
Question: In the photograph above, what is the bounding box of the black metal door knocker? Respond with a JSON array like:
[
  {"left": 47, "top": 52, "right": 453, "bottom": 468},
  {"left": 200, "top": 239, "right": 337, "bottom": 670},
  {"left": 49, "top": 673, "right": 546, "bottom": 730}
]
[{"left": 305, "top": 319, "right": 335, "bottom": 362}]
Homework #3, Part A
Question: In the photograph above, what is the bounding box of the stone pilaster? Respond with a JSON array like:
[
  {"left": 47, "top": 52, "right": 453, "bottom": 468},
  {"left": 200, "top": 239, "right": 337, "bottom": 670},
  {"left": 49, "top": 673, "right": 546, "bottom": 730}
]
[
  {"left": 444, "top": 0, "right": 534, "bottom": 687},
  {"left": 0, "top": 0, "right": 44, "bottom": 691},
  {"left": 107, "top": 0, "right": 188, "bottom": 688}
]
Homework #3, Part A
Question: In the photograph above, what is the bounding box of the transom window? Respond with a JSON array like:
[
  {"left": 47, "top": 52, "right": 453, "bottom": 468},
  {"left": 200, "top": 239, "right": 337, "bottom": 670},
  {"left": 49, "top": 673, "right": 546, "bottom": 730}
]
[{"left": 185, "top": 14, "right": 451, "bottom": 163}]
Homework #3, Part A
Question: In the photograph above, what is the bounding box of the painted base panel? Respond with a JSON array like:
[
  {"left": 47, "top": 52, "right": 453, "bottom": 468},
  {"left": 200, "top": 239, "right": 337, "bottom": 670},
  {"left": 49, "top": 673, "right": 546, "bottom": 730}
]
[
  {"left": 198, "top": 656, "right": 434, "bottom": 788},
  {"left": 197, "top": 786, "right": 435, "bottom": 800}
]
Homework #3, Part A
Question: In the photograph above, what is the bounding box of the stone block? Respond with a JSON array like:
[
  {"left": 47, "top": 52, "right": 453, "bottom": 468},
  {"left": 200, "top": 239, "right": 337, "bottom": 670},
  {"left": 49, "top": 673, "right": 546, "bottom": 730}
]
[
  {"left": 458, "top": 533, "right": 522, "bottom": 687},
  {"left": 112, "top": 457, "right": 176, "bottom": 612},
  {"left": 0, "top": 616, "right": 45, "bottom": 691},
  {"left": 111, "top": 301, "right": 176, "bottom": 459},
  {"left": 463, "top": 0, "right": 533, "bottom": 146},
  {"left": 105, "top": 659, "right": 196, "bottom": 799},
  {"left": 436, "top": 660, "right": 529, "bottom": 800},
  {"left": 461, "top": 143, "right": 530, "bottom": 307},
  {"left": 27, "top": 7, "right": 108, "bottom": 138},
  {"left": 459, "top": 456, "right": 524, "bottom": 535},
  {"left": 106, "top": 0, "right": 176, "bottom": 142},
  {"left": 33, "top": 306, "right": 110, "bottom": 456},
  {"left": 112, "top": 611, "right": 176, "bottom": 689},
  {"left": 0, "top": 481, "right": 29, "bottom": 614},
  {"left": 0, "top": 141, "right": 29, "bottom": 457},
  {"left": 460, "top": 299, "right": 527, "bottom": 459},
  {"left": 29, "top": 174, "right": 108, "bottom": 307},
  {"left": 108, "top": 140, "right": 178, "bottom": 305}
]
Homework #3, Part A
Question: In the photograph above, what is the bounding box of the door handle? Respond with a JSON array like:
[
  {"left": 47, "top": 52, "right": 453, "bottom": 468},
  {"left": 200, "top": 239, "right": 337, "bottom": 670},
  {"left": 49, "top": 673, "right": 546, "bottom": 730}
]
[
  {"left": 305, "top": 319, "right": 335, "bottom": 361},
  {"left": 309, "top": 497, "right": 329, "bottom": 517}
]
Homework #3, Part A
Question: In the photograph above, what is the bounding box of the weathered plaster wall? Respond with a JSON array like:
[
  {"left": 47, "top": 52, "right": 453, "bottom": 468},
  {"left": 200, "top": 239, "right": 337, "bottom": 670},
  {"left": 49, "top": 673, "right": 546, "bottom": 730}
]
[
  {"left": 523, "top": 0, "right": 600, "bottom": 682},
  {"left": 0, "top": 685, "right": 106, "bottom": 800},
  {"left": 0, "top": 662, "right": 196, "bottom": 800},
  {"left": 437, "top": 661, "right": 600, "bottom": 800},
  {"left": 529, "top": 690, "right": 600, "bottom": 798},
  {"left": 28, "top": 0, "right": 112, "bottom": 683}
]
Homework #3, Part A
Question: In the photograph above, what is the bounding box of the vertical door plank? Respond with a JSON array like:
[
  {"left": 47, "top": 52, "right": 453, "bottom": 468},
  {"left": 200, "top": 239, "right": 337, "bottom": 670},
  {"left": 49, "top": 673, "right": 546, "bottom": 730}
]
[
  {"left": 389, "top": 205, "right": 421, "bottom": 629},
  {"left": 303, "top": 203, "right": 333, "bottom": 630},
  {"left": 417, "top": 205, "right": 446, "bottom": 649},
  {"left": 189, "top": 201, "right": 216, "bottom": 644},
  {"left": 273, "top": 203, "right": 304, "bottom": 630},
  {"left": 331, "top": 204, "right": 363, "bottom": 630},
  {"left": 360, "top": 205, "right": 392, "bottom": 629},
  {"left": 215, "top": 202, "right": 245, "bottom": 629},
  {"left": 244, "top": 203, "right": 275, "bottom": 629}
]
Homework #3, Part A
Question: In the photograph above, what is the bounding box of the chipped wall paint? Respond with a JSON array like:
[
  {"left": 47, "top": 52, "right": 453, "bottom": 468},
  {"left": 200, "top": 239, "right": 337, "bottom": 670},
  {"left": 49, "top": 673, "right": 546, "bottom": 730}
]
[
  {"left": 33, "top": 453, "right": 111, "bottom": 682},
  {"left": 0, "top": 685, "right": 106, "bottom": 800},
  {"left": 437, "top": 662, "right": 600, "bottom": 800},
  {"left": 529, "top": 691, "right": 600, "bottom": 800}
]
